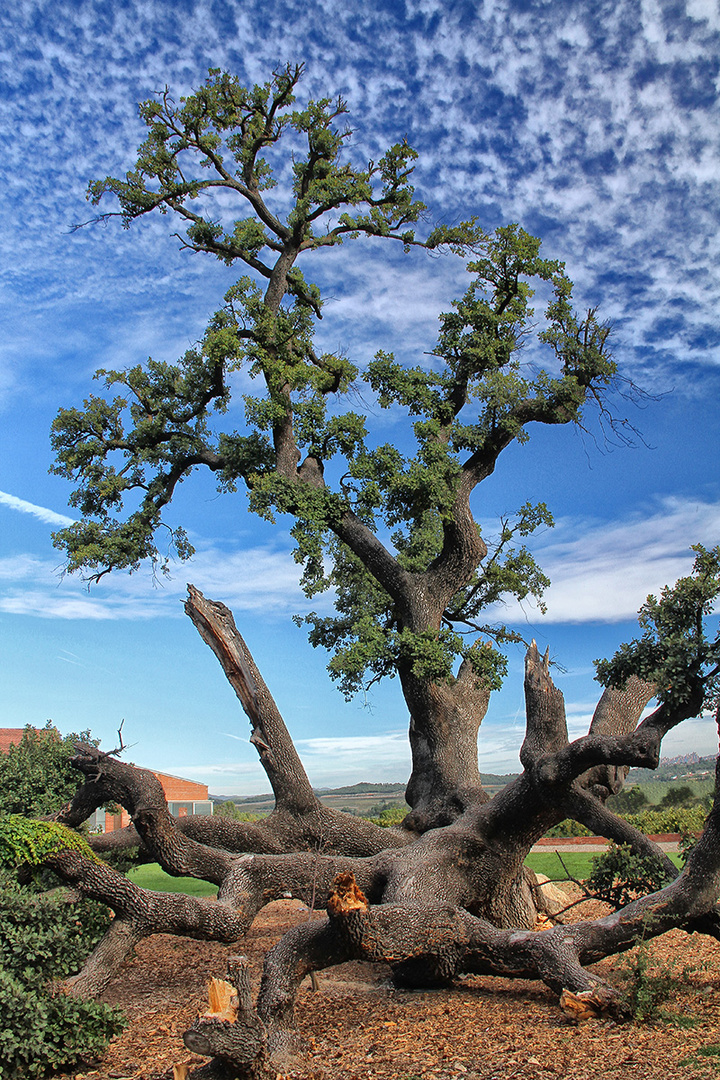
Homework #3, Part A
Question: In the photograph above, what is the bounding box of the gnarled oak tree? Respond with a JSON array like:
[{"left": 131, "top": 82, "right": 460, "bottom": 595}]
[{"left": 34, "top": 66, "right": 720, "bottom": 1076}]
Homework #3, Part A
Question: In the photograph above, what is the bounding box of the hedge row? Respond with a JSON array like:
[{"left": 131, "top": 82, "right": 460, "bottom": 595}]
[{"left": 546, "top": 804, "right": 707, "bottom": 839}]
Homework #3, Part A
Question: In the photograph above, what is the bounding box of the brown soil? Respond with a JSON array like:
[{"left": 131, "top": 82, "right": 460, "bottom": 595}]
[{"left": 56, "top": 890, "right": 720, "bottom": 1080}]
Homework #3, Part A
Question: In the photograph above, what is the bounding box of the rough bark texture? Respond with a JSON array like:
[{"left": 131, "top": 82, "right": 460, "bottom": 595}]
[
  {"left": 401, "top": 658, "right": 492, "bottom": 831},
  {"left": 32, "top": 590, "right": 718, "bottom": 1078}
]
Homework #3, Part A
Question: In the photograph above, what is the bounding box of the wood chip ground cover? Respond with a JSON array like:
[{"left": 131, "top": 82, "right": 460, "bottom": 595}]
[{"left": 53, "top": 891, "right": 720, "bottom": 1080}]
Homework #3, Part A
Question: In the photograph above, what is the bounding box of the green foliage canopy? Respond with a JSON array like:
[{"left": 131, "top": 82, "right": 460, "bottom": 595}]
[{"left": 52, "top": 64, "right": 619, "bottom": 697}]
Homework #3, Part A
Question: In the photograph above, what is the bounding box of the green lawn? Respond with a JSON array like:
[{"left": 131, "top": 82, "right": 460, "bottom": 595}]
[
  {"left": 525, "top": 851, "right": 598, "bottom": 881},
  {"left": 526, "top": 850, "right": 683, "bottom": 882},
  {"left": 128, "top": 863, "right": 218, "bottom": 896}
]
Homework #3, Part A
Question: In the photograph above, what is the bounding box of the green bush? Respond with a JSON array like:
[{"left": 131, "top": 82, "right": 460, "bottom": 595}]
[
  {"left": 544, "top": 819, "right": 593, "bottom": 838},
  {"left": 0, "top": 815, "right": 101, "bottom": 872},
  {"left": 606, "top": 786, "right": 649, "bottom": 813},
  {"left": 0, "top": 870, "right": 125, "bottom": 1079},
  {"left": 366, "top": 802, "right": 408, "bottom": 827},
  {"left": 583, "top": 843, "right": 675, "bottom": 909},
  {"left": 659, "top": 784, "right": 695, "bottom": 808},
  {"left": 543, "top": 804, "right": 706, "bottom": 841},
  {"left": 0, "top": 723, "right": 96, "bottom": 818},
  {"left": 0, "top": 732, "right": 126, "bottom": 1077},
  {"left": 616, "top": 936, "right": 684, "bottom": 1022}
]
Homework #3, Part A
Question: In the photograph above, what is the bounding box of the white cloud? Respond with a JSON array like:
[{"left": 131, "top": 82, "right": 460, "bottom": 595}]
[
  {"left": 296, "top": 731, "right": 412, "bottom": 787},
  {"left": 171, "top": 730, "right": 412, "bottom": 793},
  {"left": 492, "top": 496, "right": 720, "bottom": 624},
  {"left": 660, "top": 712, "right": 720, "bottom": 758},
  {"left": 0, "top": 490, "right": 75, "bottom": 528},
  {"left": 2, "top": 0, "right": 720, "bottom": 420},
  {"left": 0, "top": 540, "right": 334, "bottom": 621},
  {"left": 2, "top": 495, "right": 718, "bottom": 625}
]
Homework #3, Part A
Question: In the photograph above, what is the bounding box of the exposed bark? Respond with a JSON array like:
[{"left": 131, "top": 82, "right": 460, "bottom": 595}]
[
  {"left": 402, "top": 657, "right": 492, "bottom": 831},
  {"left": 231, "top": 785, "right": 720, "bottom": 1068},
  {"left": 182, "top": 586, "right": 413, "bottom": 857},
  {"left": 184, "top": 957, "right": 269, "bottom": 1079},
  {"left": 185, "top": 584, "right": 316, "bottom": 817},
  {"left": 579, "top": 676, "right": 657, "bottom": 800}
]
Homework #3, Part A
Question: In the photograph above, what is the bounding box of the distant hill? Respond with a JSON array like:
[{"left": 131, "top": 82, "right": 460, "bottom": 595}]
[
  {"left": 211, "top": 782, "right": 405, "bottom": 804},
  {"left": 211, "top": 774, "right": 521, "bottom": 804},
  {"left": 314, "top": 782, "right": 406, "bottom": 796},
  {"left": 628, "top": 754, "right": 716, "bottom": 783}
]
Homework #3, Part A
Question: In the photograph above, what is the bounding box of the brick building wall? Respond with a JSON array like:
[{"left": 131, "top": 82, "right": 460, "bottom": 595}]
[
  {"left": 102, "top": 772, "right": 212, "bottom": 831},
  {"left": 0, "top": 728, "right": 33, "bottom": 753}
]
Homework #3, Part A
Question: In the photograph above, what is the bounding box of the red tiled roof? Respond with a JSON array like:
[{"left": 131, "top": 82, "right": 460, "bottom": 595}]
[{"left": 0, "top": 728, "right": 31, "bottom": 754}]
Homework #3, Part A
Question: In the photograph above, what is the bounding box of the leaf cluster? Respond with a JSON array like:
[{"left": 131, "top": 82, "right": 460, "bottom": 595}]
[
  {"left": 84, "top": 63, "right": 427, "bottom": 268},
  {"left": 0, "top": 723, "right": 96, "bottom": 818},
  {"left": 297, "top": 497, "right": 553, "bottom": 696},
  {"left": 0, "top": 816, "right": 101, "bottom": 872},
  {"left": 584, "top": 842, "right": 674, "bottom": 909},
  {"left": 596, "top": 544, "right": 720, "bottom": 712}
]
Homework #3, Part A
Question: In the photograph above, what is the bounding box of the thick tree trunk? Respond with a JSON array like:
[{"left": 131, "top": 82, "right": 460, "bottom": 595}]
[{"left": 401, "top": 657, "right": 491, "bottom": 831}]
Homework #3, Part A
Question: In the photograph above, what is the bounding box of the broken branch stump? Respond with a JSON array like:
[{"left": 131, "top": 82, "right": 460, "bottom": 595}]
[{"left": 183, "top": 956, "right": 267, "bottom": 1075}]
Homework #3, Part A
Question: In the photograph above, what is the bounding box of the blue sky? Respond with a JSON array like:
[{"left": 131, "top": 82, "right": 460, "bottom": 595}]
[{"left": 1, "top": 0, "right": 719, "bottom": 794}]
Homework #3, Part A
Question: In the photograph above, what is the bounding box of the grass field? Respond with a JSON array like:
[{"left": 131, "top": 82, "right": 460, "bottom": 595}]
[
  {"left": 525, "top": 851, "right": 598, "bottom": 881},
  {"left": 526, "top": 850, "right": 683, "bottom": 882}
]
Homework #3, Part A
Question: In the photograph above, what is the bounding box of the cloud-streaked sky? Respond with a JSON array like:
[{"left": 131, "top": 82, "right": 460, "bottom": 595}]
[{"left": 1, "top": 0, "right": 718, "bottom": 792}]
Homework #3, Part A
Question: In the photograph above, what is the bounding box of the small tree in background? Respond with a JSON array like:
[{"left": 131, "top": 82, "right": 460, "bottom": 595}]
[
  {"left": 0, "top": 724, "right": 95, "bottom": 818},
  {"left": 660, "top": 785, "right": 695, "bottom": 808},
  {"left": 607, "top": 786, "right": 649, "bottom": 813}
]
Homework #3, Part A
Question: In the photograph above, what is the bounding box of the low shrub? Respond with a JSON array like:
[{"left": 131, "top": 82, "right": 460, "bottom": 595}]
[
  {"left": 0, "top": 967, "right": 124, "bottom": 1080},
  {"left": 367, "top": 803, "right": 408, "bottom": 827},
  {"left": 543, "top": 804, "right": 706, "bottom": 841},
  {"left": 623, "top": 805, "right": 706, "bottom": 835},
  {"left": 616, "top": 936, "right": 688, "bottom": 1022},
  {"left": 583, "top": 843, "right": 675, "bottom": 908},
  {"left": 0, "top": 864, "right": 125, "bottom": 1079},
  {"left": 544, "top": 819, "right": 592, "bottom": 838}
]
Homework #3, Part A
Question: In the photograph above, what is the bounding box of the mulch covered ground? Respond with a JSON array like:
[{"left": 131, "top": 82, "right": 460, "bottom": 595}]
[{"left": 55, "top": 889, "right": 720, "bottom": 1080}]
